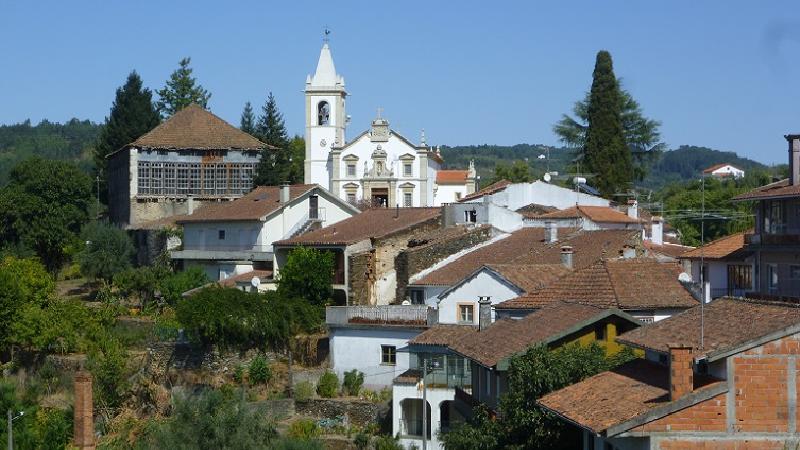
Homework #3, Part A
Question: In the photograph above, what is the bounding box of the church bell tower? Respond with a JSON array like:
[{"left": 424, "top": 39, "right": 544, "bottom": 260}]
[{"left": 304, "top": 40, "right": 347, "bottom": 187}]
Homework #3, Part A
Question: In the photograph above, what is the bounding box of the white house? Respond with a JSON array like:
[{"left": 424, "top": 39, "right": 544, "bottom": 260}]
[
  {"left": 326, "top": 305, "right": 434, "bottom": 389},
  {"left": 303, "top": 42, "right": 476, "bottom": 207},
  {"left": 459, "top": 180, "right": 610, "bottom": 211},
  {"left": 434, "top": 264, "right": 570, "bottom": 324},
  {"left": 679, "top": 231, "right": 753, "bottom": 300},
  {"left": 171, "top": 184, "right": 358, "bottom": 281},
  {"left": 703, "top": 163, "right": 745, "bottom": 179}
]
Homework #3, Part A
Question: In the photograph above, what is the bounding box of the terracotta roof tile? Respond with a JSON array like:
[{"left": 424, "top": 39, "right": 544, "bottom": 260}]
[
  {"left": 618, "top": 297, "right": 800, "bottom": 359},
  {"left": 413, "top": 229, "right": 639, "bottom": 287},
  {"left": 515, "top": 203, "right": 558, "bottom": 218},
  {"left": 451, "top": 303, "right": 625, "bottom": 368},
  {"left": 459, "top": 179, "right": 511, "bottom": 202},
  {"left": 497, "top": 259, "right": 697, "bottom": 311},
  {"left": 409, "top": 324, "right": 477, "bottom": 346},
  {"left": 643, "top": 241, "right": 694, "bottom": 259},
  {"left": 538, "top": 206, "right": 641, "bottom": 224},
  {"left": 219, "top": 270, "right": 273, "bottom": 287},
  {"left": 178, "top": 185, "right": 319, "bottom": 223},
  {"left": 680, "top": 232, "right": 747, "bottom": 260},
  {"left": 275, "top": 207, "right": 441, "bottom": 246},
  {"left": 486, "top": 264, "right": 572, "bottom": 293},
  {"left": 538, "top": 359, "right": 723, "bottom": 434},
  {"left": 128, "top": 104, "right": 272, "bottom": 151},
  {"left": 734, "top": 178, "right": 800, "bottom": 201},
  {"left": 436, "top": 170, "right": 470, "bottom": 184}
]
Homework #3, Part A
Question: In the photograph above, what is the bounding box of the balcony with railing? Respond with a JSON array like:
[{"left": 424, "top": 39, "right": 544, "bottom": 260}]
[
  {"left": 170, "top": 243, "right": 273, "bottom": 262},
  {"left": 326, "top": 305, "right": 436, "bottom": 327}
]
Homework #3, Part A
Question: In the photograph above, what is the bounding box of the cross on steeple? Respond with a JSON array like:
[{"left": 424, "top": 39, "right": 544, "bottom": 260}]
[
  {"left": 323, "top": 26, "right": 331, "bottom": 43},
  {"left": 376, "top": 107, "right": 383, "bottom": 118}
]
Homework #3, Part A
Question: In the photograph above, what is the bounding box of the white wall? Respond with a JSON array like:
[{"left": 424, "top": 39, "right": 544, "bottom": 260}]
[
  {"left": 435, "top": 184, "right": 468, "bottom": 205},
  {"left": 437, "top": 270, "right": 522, "bottom": 324},
  {"left": 464, "top": 181, "right": 609, "bottom": 210},
  {"left": 330, "top": 327, "right": 420, "bottom": 389},
  {"left": 183, "top": 221, "right": 264, "bottom": 252},
  {"left": 393, "top": 383, "right": 454, "bottom": 450}
]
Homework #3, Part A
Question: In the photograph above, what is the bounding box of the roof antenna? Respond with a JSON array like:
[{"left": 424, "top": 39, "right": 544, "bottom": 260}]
[{"left": 700, "top": 171, "right": 706, "bottom": 350}]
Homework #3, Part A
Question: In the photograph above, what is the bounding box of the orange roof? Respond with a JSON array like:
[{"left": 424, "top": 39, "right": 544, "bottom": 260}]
[
  {"left": 703, "top": 163, "right": 740, "bottom": 174},
  {"left": 436, "top": 170, "right": 469, "bottom": 184},
  {"left": 734, "top": 178, "right": 800, "bottom": 201},
  {"left": 178, "top": 185, "right": 320, "bottom": 223},
  {"left": 680, "top": 232, "right": 747, "bottom": 260},
  {"left": 539, "top": 206, "right": 641, "bottom": 224},
  {"left": 220, "top": 270, "right": 273, "bottom": 287},
  {"left": 127, "top": 104, "right": 273, "bottom": 151}
]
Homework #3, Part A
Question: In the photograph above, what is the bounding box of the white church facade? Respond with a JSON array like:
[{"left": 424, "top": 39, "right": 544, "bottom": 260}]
[{"left": 303, "top": 43, "right": 477, "bottom": 207}]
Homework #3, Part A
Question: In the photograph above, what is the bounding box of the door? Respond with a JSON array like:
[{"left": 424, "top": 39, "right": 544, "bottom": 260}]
[{"left": 309, "top": 195, "right": 319, "bottom": 220}]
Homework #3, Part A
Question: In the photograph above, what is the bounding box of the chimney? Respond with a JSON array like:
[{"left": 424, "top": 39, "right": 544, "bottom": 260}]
[
  {"left": 668, "top": 344, "right": 694, "bottom": 401},
  {"left": 622, "top": 244, "right": 636, "bottom": 259},
  {"left": 544, "top": 221, "right": 558, "bottom": 243},
  {"left": 478, "top": 296, "right": 492, "bottom": 331},
  {"left": 627, "top": 199, "right": 638, "bottom": 219},
  {"left": 186, "top": 197, "right": 195, "bottom": 215},
  {"left": 787, "top": 135, "right": 800, "bottom": 186},
  {"left": 651, "top": 216, "right": 664, "bottom": 246},
  {"left": 280, "top": 183, "right": 290, "bottom": 204},
  {"left": 73, "top": 371, "right": 96, "bottom": 450},
  {"left": 560, "top": 245, "right": 574, "bottom": 269}
]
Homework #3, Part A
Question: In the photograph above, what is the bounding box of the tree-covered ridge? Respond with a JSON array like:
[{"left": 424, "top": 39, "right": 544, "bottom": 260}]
[
  {"left": 441, "top": 143, "right": 775, "bottom": 190},
  {"left": 0, "top": 118, "right": 101, "bottom": 185}
]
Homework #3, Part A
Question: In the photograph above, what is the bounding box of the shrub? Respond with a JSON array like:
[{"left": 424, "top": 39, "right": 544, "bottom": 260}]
[
  {"left": 249, "top": 355, "right": 272, "bottom": 385},
  {"left": 316, "top": 371, "right": 339, "bottom": 398},
  {"left": 354, "top": 432, "right": 370, "bottom": 450},
  {"left": 294, "top": 380, "right": 315, "bottom": 401},
  {"left": 87, "top": 337, "right": 129, "bottom": 408},
  {"left": 287, "top": 419, "right": 320, "bottom": 440},
  {"left": 342, "top": 369, "right": 364, "bottom": 396},
  {"left": 373, "top": 435, "right": 404, "bottom": 450},
  {"left": 233, "top": 365, "right": 245, "bottom": 384},
  {"left": 76, "top": 221, "right": 135, "bottom": 282}
]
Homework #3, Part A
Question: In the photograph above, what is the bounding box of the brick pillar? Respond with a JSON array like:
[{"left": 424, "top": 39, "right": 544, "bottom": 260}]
[
  {"left": 668, "top": 344, "right": 694, "bottom": 401},
  {"left": 73, "top": 371, "right": 96, "bottom": 450}
]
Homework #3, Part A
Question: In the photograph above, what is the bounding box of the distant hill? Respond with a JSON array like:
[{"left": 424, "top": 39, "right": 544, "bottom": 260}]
[
  {"left": 0, "top": 119, "right": 101, "bottom": 185},
  {"left": 441, "top": 144, "right": 776, "bottom": 191}
]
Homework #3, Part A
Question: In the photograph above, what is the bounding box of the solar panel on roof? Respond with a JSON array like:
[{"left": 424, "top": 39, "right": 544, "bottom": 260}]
[{"left": 577, "top": 183, "right": 601, "bottom": 196}]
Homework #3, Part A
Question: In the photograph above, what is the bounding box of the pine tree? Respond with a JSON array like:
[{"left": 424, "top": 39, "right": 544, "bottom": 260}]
[
  {"left": 94, "top": 71, "right": 161, "bottom": 203},
  {"left": 253, "top": 93, "right": 292, "bottom": 186},
  {"left": 240, "top": 101, "right": 256, "bottom": 135},
  {"left": 156, "top": 57, "right": 211, "bottom": 118},
  {"left": 582, "top": 50, "right": 633, "bottom": 198}
]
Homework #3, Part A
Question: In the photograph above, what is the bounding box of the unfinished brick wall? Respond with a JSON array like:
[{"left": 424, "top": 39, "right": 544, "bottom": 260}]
[
  {"left": 631, "top": 333, "right": 800, "bottom": 449},
  {"left": 670, "top": 345, "right": 694, "bottom": 401},
  {"left": 348, "top": 250, "right": 375, "bottom": 305}
]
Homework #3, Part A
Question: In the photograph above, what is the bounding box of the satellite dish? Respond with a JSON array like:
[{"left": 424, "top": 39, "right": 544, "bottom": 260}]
[
  {"left": 678, "top": 272, "right": 691, "bottom": 283},
  {"left": 538, "top": 154, "right": 546, "bottom": 160},
  {"left": 401, "top": 300, "right": 411, "bottom": 306},
  {"left": 543, "top": 172, "right": 552, "bottom": 183},
  {"left": 573, "top": 176, "right": 587, "bottom": 185},
  {"left": 251, "top": 276, "right": 261, "bottom": 288}
]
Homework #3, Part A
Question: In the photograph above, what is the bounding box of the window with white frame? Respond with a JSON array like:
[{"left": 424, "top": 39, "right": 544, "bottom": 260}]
[
  {"left": 403, "top": 192, "right": 413, "bottom": 207},
  {"left": 347, "top": 164, "right": 356, "bottom": 177},
  {"left": 404, "top": 163, "right": 412, "bottom": 177},
  {"left": 381, "top": 345, "right": 396, "bottom": 365},
  {"left": 458, "top": 304, "right": 474, "bottom": 323}
]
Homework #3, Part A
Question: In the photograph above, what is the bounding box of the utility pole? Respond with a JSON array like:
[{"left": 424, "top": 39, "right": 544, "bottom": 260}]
[
  {"left": 422, "top": 357, "right": 428, "bottom": 450},
  {"left": 7, "top": 409, "right": 12, "bottom": 450},
  {"left": 700, "top": 173, "right": 705, "bottom": 350}
]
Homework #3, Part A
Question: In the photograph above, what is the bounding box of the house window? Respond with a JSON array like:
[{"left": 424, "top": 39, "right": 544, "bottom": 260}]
[
  {"left": 346, "top": 164, "right": 356, "bottom": 177},
  {"left": 404, "top": 163, "right": 412, "bottom": 177},
  {"left": 791, "top": 265, "right": 800, "bottom": 279},
  {"left": 768, "top": 264, "right": 779, "bottom": 292},
  {"left": 458, "top": 304, "right": 474, "bottom": 324},
  {"left": 594, "top": 323, "right": 607, "bottom": 341},
  {"left": 403, "top": 192, "right": 413, "bottom": 207},
  {"left": 346, "top": 192, "right": 356, "bottom": 204},
  {"left": 409, "top": 289, "right": 424, "bottom": 305},
  {"left": 218, "top": 230, "right": 225, "bottom": 240},
  {"left": 381, "top": 345, "right": 396, "bottom": 365},
  {"left": 464, "top": 210, "right": 477, "bottom": 223},
  {"left": 727, "top": 264, "right": 752, "bottom": 294}
]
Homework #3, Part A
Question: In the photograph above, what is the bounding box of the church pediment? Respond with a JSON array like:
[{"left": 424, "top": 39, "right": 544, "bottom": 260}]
[
  {"left": 398, "top": 153, "right": 416, "bottom": 161},
  {"left": 342, "top": 154, "right": 359, "bottom": 162}
]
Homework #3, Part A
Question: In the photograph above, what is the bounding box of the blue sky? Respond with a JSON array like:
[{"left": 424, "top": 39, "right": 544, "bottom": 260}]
[{"left": 1, "top": 1, "right": 798, "bottom": 164}]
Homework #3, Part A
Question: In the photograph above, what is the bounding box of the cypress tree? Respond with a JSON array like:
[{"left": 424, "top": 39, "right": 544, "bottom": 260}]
[
  {"left": 94, "top": 71, "right": 161, "bottom": 203},
  {"left": 156, "top": 57, "right": 211, "bottom": 118},
  {"left": 240, "top": 101, "right": 256, "bottom": 135},
  {"left": 253, "top": 93, "right": 291, "bottom": 186},
  {"left": 583, "top": 51, "right": 633, "bottom": 198}
]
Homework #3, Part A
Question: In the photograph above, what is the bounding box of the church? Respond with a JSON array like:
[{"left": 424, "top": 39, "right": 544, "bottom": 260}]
[{"left": 303, "top": 42, "right": 478, "bottom": 207}]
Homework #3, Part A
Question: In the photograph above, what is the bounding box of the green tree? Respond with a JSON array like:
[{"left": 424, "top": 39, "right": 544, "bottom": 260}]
[
  {"left": 277, "top": 247, "right": 335, "bottom": 309},
  {"left": 253, "top": 92, "right": 291, "bottom": 186},
  {"left": 441, "top": 343, "right": 636, "bottom": 450},
  {"left": 76, "top": 221, "right": 135, "bottom": 282},
  {"left": 240, "top": 101, "right": 256, "bottom": 135},
  {"left": 0, "top": 257, "right": 53, "bottom": 352},
  {"left": 158, "top": 266, "right": 209, "bottom": 306},
  {"left": 87, "top": 336, "right": 129, "bottom": 408},
  {"left": 288, "top": 135, "right": 306, "bottom": 184},
  {"left": 0, "top": 158, "right": 92, "bottom": 272},
  {"left": 94, "top": 71, "right": 161, "bottom": 203},
  {"left": 156, "top": 57, "right": 211, "bottom": 118},
  {"left": 489, "top": 160, "right": 531, "bottom": 185},
  {"left": 554, "top": 51, "right": 663, "bottom": 196}
]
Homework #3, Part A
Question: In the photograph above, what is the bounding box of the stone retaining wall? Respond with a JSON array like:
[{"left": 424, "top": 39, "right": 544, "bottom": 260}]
[{"left": 295, "top": 398, "right": 390, "bottom": 429}]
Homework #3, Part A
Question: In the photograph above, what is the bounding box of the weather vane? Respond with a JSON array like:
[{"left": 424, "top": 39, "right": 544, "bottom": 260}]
[{"left": 323, "top": 26, "right": 331, "bottom": 43}]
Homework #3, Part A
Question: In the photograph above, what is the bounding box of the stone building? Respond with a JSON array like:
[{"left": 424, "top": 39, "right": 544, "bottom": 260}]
[
  {"left": 303, "top": 42, "right": 477, "bottom": 206},
  {"left": 107, "top": 104, "right": 274, "bottom": 227}
]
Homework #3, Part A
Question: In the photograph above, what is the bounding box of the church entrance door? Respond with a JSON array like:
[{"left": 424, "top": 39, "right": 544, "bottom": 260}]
[{"left": 371, "top": 188, "right": 389, "bottom": 208}]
